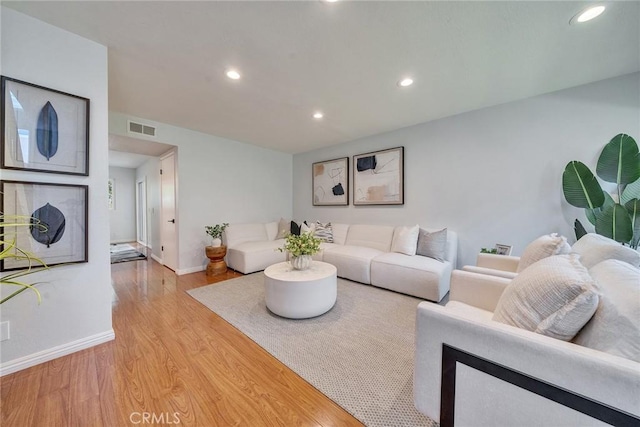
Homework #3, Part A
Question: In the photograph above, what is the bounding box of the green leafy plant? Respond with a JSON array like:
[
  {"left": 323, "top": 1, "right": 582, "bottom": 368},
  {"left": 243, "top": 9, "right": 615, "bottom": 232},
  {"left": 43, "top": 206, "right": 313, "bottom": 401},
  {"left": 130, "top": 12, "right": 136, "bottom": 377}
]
[
  {"left": 562, "top": 133, "right": 640, "bottom": 248},
  {"left": 277, "top": 232, "right": 322, "bottom": 257},
  {"left": 480, "top": 248, "right": 498, "bottom": 254},
  {"left": 205, "top": 223, "right": 229, "bottom": 241},
  {"left": 1, "top": 215, "right": 49, "bottom": 304}
]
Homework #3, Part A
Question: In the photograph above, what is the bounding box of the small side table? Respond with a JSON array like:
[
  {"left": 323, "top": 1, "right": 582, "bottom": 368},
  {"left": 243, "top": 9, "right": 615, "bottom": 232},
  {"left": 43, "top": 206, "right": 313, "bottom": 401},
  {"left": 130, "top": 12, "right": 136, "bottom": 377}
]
[{"left": 205, "top": 245, "right": 227, "bottom": 276}]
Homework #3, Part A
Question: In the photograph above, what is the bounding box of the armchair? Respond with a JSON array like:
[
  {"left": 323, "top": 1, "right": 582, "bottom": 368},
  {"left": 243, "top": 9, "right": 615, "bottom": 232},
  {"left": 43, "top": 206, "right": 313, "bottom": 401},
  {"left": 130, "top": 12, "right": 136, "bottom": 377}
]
[{"left": 414, "top": 269, "right": 640, "bottom": 426}]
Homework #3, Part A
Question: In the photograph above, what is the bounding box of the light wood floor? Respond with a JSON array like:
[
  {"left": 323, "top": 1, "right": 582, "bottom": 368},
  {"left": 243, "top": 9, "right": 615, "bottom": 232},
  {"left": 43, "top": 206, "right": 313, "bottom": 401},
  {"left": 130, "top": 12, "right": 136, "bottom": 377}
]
[{"left": 1, "top": 246, "right": 363, "bottom": 426}]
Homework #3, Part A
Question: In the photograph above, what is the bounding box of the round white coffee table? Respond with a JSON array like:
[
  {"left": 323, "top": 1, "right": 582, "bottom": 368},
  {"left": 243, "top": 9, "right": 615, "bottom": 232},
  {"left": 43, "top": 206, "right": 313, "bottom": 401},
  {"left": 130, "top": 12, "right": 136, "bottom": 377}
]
[{"left": 263, "top": 261, "right": 337, "bottom": 319}]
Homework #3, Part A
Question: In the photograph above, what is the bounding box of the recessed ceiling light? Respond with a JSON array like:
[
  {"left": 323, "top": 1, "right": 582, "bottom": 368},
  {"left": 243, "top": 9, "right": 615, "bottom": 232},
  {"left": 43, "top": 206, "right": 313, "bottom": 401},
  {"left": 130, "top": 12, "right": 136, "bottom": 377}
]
[
  {"left": 313, "top": 112, "right": 324, "bottom": 119},
  {"left": 325, "top": 0, "right": 339, "bottom": 3},
  {"left": 570, "top": 5, "right": 606, "bottom": 24},
  {"left": 226, "top": 69, "right": 241, "bottom": 80},
  {"left": 398, "top": 78, "right": 414, "bottom": 87}
]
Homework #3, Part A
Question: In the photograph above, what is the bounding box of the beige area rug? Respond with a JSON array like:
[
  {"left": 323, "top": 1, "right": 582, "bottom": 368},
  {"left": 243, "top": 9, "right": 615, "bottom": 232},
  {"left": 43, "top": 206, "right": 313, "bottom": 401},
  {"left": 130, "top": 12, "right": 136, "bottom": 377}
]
[{"left": 187, "top": 272, "right": 436, "bottom": 427}]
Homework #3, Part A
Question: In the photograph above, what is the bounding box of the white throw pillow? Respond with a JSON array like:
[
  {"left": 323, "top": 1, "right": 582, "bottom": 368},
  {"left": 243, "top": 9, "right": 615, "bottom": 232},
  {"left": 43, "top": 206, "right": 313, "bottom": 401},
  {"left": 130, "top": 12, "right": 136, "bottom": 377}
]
[
  {"left": 516, "top": 233, "right": 571, "bottom": 272},
  {"left": 493, "top": 254, "right": 599, "bottom": 341},
  {"left": 391, "top": 225, "right": 420, "bottom": 256},
  {"left": 571, "top": 233, "right": 640, "bottom": 269},
  {"left": 573, "top": 260, "right": 640, "bottom": 362}
]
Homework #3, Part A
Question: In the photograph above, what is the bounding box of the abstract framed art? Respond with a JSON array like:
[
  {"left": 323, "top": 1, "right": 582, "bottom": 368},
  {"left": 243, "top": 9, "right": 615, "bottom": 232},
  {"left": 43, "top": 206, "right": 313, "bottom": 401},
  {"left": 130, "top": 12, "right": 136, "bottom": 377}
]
[
  {"left": 312, "top": 157, "right": 349, "bottom": 206},
  {"left": 1, "top": 76, "right": 90, "bottom": 176},
  {"left": 0, "top": 180, "right": 88, "bottom": 271},
  {"left": 353, "top": 146, "right": 404, "bottom": 205}
]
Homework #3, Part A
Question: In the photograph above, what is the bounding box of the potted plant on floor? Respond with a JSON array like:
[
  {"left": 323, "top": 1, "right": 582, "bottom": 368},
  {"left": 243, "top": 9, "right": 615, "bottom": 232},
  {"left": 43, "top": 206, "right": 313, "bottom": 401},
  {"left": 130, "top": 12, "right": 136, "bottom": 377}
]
[{"left": 278, "top": 232, "right": 322, "bottom": 270}]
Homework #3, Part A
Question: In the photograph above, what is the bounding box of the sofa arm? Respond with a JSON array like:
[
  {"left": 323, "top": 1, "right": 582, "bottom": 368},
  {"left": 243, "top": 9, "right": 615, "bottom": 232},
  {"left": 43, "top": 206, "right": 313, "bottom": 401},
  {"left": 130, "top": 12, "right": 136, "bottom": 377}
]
[
  {"left": 414, "top": 303, "right": 640, "bottom": 426},
  {"left": 461, "top": 265, "right": 518, "bottom": 279},
  {"left": 476, "top": 253, "right": 520, "bottom": 271},
  {"left": 449, "top": 270, "right": 511, "bottom": 312}
]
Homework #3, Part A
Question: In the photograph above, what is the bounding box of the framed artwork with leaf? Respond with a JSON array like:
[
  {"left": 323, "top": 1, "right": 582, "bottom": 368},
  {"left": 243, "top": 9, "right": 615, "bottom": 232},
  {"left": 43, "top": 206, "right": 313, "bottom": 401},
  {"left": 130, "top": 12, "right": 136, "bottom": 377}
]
[
  {"left": 1, "top": 76, "right": 90, "bottom": 176},
  {"left": 0, "top": 180, "right": 88, "bottom": 271}
]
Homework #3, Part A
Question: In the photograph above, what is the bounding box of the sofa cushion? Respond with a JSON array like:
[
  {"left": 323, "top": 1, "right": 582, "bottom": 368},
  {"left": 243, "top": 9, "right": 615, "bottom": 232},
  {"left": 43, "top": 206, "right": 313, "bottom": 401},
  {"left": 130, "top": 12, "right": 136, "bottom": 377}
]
[
  {"left": 416, "top": 228, "right": 447, "bottom": 262},
  {"left": 290, "top": 221, "right": 301, "bottom": 236},
  {"left": 493, "top": 254, "right": 599, "bottom": 341},
  {"left": 225, "top": 223, "right": 268, "bottom": 248},
  {"left": 391, "top": 225, "right": 419, "bottom": 256},
  {"left": 226, "top": 239, "right": 286, "bottom": 274},
  {"left": 516, "top": 233, "right": 571, "bottom": 272},
  {"left": 445, "top": 301, "right": 494, "bottom": 321},
  {"left": 331, "top": 223, "right": 350, "bottom": 245},
  {"left": 345, "top": 224, "right": 395, "bottom": 252},
  {"left": 322, "top": 245, "right": 384, "bottom": 284},
  {"left": 265, "top": 221, "right": 278, "bottom": 241},
  {"left": 573, "top": 260, "right": 640, "bottom": 362},
  {"left": 370, "top": 252, "right": 453, "bottom": 302},
  {"left": 314, "top": 221, "right": 334, "bottom": 242},
  {"left": 571, "top": 233, "right": 640, "bottom": 269}
]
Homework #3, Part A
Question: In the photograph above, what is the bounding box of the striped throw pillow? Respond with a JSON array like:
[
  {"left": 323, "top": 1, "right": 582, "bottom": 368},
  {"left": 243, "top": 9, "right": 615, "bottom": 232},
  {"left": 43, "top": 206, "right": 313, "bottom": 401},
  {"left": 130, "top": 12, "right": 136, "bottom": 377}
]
[{"left": 314, "top": 222, "right": 334, "bottom": 243}]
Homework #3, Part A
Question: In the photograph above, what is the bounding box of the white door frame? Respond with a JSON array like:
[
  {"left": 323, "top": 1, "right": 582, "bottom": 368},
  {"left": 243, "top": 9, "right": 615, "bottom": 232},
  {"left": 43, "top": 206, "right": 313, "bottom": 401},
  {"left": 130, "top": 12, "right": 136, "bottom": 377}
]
[
  {"left": 136, "top": 177, "right": 148, "bottom": 246},
  {"left": 160, "top": 150, "right": 179, "bottom": 271}
]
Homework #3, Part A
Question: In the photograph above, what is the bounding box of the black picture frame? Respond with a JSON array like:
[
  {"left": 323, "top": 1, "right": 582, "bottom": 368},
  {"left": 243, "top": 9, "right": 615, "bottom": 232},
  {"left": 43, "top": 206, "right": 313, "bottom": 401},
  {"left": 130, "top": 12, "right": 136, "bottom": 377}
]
[
  {"left": 312, "top": 157, "right": 349, "bottom": 206},
  {"left": 353, "top": 146, "right": 404, "bottom": 205},
  {"left": 1, "top": 76, "right": 90, "bottom": 176},
  {"left": 1, "top": 180, "right": 88, "bottom": 271}
]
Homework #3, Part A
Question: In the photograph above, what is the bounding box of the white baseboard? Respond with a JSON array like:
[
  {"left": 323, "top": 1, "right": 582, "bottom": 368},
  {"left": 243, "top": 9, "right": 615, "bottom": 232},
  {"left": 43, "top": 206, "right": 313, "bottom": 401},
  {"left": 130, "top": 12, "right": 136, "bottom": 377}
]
[
  {"left": 176, "top": 265, "right": 205, "bottom": 275},
  {"left": 110, "top": 238, "right": 137, "bottom": 244},
  {"left": 0, "top": 329, "right": 115, "bottom": 377},
  {"left": 150, "top": 253, "right": 163, "bottom": 264},
  {"left": 136, "top": 240, "right": 150, "bottom": 248}
]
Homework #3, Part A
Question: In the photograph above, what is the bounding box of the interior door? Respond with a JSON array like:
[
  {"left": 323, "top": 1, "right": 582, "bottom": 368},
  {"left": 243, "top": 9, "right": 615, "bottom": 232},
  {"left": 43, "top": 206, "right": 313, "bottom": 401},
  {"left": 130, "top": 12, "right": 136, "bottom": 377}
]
[{"left": 161, "top": 152, "right": 178, "bottom": 271}]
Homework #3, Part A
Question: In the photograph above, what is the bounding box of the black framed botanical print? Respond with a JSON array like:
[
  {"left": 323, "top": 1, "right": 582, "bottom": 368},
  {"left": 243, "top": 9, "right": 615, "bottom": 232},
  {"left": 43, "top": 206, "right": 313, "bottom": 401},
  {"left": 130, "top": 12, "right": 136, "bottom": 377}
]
[
  {"left": 1, "top": 76, "right": 90, "bottom": 176},
  {"left": 1, "top": 180, "right": 88, "bottom": 271}
]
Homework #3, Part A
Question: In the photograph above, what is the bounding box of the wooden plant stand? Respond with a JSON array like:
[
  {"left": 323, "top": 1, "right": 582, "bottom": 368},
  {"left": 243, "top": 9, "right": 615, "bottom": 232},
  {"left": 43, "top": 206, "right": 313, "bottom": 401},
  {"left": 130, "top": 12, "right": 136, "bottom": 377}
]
[{"left": 205, "top": 245, "right": 227, "bottom": 276}]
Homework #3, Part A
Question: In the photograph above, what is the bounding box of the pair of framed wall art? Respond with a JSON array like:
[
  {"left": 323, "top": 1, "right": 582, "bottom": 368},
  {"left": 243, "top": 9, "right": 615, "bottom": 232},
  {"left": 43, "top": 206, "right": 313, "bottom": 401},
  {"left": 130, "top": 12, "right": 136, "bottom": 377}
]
[
  {"left": 312, "top": 146, "right": 404, "bottom": 206},
  {"left": 0, "top": 76, "right": 89, "bottom": 271}
]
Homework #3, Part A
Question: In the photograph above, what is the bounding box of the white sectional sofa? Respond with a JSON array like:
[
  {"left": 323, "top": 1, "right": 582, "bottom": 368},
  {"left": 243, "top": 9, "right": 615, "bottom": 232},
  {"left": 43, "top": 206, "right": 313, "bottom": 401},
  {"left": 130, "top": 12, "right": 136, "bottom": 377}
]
[{"left": 224, "top": 221, "right": 458, "bottom": 302}]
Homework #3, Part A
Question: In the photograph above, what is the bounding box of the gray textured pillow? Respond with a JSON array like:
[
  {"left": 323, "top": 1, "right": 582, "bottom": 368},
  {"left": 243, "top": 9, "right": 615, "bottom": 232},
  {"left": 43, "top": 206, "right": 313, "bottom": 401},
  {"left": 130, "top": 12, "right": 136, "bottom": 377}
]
[
  {"left": 573, "top": 260, "right": 640, "bottom": 362},
  {"left": 416, "top": 228, "right": 447, "bottom": 262},
  {"left": 517, "top": 233, "right": 571, "bottom": 272},
  {"left": 275, "top": 218, "right": 289, "bottom": 239},
  {"left": 493, "top": 254, "right": 599, "bottom": 341}
]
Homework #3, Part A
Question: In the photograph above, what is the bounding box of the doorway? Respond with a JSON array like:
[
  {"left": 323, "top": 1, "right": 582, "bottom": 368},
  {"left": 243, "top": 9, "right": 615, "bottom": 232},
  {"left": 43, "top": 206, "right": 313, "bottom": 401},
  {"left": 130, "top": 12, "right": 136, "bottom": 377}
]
[{"left": 136, "top": 178, "right": 147, "bottom": 246}]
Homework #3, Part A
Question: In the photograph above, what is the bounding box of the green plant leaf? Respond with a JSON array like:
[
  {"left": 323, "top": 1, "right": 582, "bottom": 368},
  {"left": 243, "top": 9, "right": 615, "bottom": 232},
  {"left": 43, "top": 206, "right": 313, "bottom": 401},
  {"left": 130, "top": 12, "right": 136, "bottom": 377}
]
[
  {"left": 562, "top": 161, "right": 605, "bottom": 208},
  {"left": 595, "top": 203, "right": 633, "bottom": 243},
  {"left": 574, "top": 219, "right": 587, "bottom": 241},
  {"left": 621, "top": 178, "right": 640, "bottom": 205},
  {"left": 596, "top": 134, "right": 640, "bottom": 185},
  {"left": 625, "top": 198, "right": 640, "bottom": 248}
]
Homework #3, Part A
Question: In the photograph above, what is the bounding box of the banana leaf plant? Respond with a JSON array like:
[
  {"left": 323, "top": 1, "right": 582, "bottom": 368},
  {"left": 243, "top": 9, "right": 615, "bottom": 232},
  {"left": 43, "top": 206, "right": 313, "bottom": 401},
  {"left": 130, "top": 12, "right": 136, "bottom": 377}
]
[
  {"left": 562, "top": 133, "right": 640, "bottom": 248},
  {"left": 0, "top": 215, "right": 49, "bottom": 304}
]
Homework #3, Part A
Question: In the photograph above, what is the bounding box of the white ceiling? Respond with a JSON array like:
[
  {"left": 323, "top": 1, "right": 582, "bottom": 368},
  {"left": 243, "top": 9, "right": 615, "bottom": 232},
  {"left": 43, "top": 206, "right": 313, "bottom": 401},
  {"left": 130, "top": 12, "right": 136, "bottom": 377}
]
[
  {"left": 6, "top": 1, "right": 640, "bottom": 154},
  {"left": 108, "top": 150, "right": 156, "bottom": 169}
]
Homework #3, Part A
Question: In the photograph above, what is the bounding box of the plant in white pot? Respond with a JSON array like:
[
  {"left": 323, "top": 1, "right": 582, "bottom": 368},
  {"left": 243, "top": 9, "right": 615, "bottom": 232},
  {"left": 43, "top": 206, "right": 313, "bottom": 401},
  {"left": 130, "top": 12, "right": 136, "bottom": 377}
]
[
  {"left": 205, "top": 223, "right": 228, "bottom": 248},
  {"left": 277, "top": 232, "right": 322, "bottom": 270}
]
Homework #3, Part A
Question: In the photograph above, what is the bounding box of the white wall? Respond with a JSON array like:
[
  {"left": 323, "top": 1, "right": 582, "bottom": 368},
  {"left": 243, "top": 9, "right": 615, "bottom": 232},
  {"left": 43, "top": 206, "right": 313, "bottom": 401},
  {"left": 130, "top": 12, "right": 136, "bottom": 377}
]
[
  {"left": 135, "top": 157, "right": 162, "bottom": 259},
  {"left": 0, "top": 8, "right": 113, "bottom": 372},
  {"left": 110, "top": 113, "right": 293, "bottom": 274},
  {"left": 293, "top": 73, "right": 640, "bottom": 268},
  {"left": 108, "top": 166, "right": 136, "bottom": 243}
]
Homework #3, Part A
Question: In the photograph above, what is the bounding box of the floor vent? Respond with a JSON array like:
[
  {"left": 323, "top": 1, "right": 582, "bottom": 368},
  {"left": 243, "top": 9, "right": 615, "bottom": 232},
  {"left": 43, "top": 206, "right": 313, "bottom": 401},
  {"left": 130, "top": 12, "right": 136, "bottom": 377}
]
[{"left": 128, "top": 120, "right": 156, "bottom": 137}]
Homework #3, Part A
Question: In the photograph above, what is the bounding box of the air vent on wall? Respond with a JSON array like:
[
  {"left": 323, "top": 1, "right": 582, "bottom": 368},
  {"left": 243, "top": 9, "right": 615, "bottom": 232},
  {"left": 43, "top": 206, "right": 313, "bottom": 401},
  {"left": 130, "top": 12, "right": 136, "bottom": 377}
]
[{"left": 127, "top": 120, "right": 156, "bottom": 138}]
